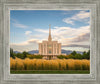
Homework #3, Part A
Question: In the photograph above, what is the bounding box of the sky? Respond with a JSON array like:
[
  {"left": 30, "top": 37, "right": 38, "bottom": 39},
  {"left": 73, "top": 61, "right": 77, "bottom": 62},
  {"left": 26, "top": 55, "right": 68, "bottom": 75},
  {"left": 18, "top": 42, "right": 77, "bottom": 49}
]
[{"left": 10, "top": 10, "right": 90, "bottom": 52}]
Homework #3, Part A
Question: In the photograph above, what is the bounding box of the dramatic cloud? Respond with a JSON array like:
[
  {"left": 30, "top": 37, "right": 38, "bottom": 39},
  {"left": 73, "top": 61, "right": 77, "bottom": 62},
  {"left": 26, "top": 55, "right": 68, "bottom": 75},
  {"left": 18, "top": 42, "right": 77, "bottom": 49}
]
[
  {"left": 71, "top": 33, "right": 90, "bottom": 42},
  {"left": 63, "top": 11, "right": 90, "bottom": 25},
  {"left": 34, "top": 26, "right": 90, "bottom": 46},
  {"left": 10, "top": 10, "right": 90, "bottom": 52},
  {"left": 10, "top": 25, "right": 90, "bottom": 52}
]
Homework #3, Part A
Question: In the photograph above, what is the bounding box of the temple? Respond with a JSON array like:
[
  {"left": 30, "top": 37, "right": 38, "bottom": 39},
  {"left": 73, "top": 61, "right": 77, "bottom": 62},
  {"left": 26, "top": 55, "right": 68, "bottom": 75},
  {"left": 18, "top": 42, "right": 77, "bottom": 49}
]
[{"left": 39, "top": 25, "right": 61, "bottom": 60}]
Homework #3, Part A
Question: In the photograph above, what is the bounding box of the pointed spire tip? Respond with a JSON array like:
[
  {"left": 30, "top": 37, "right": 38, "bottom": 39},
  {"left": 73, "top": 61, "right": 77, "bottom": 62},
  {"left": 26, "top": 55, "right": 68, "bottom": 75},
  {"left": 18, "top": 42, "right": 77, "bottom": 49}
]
[
  {"left": 49, "top": 24, "right": 51, "bottom": 29},
  {"left": 48, "top": 24, "right": 52, "bottom": 41}
]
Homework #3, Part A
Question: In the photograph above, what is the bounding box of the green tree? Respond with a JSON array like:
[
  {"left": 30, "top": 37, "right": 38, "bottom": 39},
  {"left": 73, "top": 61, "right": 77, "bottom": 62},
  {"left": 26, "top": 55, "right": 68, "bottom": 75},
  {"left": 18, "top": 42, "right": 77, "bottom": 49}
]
[
  {"left": 27, "top": 54, "right": 43, "bottom": 59},
  {"left": 16, "top": 53, "right": 24, "bottom": 59},
  {"left": 57, "top": 55, "right": 67, "bottom": 59},
  {"left": 22, "top": 51, "right": 29, "bottom": 59},
  {"left": 82, "top": 50, "right": 90, "bottom": 59},
  {"left": 34, "top": 55, "right": 43, "bottom": 59},
  {"left": 86, "top": 50, "right": 90, "bottom": 59},
  {"left": 74, "top": 54, "right": 82, "bottom": 59},
  {"left": 10, "top": 48, "right": 15, "bottom": 59},
  {"left": 71, "top": 51, "right": 77, "bottom": 56}
]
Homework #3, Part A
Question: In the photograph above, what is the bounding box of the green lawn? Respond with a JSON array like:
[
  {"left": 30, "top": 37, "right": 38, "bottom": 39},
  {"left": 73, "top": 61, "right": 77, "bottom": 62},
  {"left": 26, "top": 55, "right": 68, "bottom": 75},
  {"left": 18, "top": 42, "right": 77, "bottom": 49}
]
[{"left": 10, "top": 70, "right": 90, "bottom": 74}]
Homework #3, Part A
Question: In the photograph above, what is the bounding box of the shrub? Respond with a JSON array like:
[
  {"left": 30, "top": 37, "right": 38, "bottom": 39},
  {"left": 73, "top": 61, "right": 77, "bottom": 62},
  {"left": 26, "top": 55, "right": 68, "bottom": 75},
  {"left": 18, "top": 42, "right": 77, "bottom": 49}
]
[
  {"left": 27, "top": 54, "right": 43, "bottom": 59},
  {"left": 10, "top": 57, "right": 90, "bottom": 71}
]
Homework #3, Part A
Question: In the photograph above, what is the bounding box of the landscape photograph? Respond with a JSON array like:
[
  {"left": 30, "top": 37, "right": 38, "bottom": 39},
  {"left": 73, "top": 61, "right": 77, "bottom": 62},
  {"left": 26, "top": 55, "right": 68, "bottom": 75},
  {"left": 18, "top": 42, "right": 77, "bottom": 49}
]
[{"left": 10, "top": 10, "right": 90, "bottom": 74}]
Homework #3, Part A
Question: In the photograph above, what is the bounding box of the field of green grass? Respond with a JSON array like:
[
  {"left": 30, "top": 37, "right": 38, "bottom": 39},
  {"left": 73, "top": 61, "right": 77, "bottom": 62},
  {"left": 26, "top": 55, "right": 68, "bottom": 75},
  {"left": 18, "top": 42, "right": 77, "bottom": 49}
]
[{"left": 10, "top": 70, "right": 90, "bottom": 74}]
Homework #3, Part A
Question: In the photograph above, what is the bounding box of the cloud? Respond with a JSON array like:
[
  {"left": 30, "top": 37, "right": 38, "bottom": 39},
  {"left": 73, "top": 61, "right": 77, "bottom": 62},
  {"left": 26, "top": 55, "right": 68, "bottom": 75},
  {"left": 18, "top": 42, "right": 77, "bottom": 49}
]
[
  {"left": 63, "top": 18, "right": 74, "bottom": 25},
  {"left": 28, "top": 39, "right": 40, "bottom": 43},
  {"left": 25, "top": 31, "right": 32, "bottom": 35},
  {"left": 53, "top": 26, "right": 90, "bottom": 38},
  {"left": 71, "top": 33, "right": 90, "bottom": 42},
  {"left": 63, "top": 11, "right": 90, "bottom": 25},
  {"left": 11, "top": 18, "right": 28, "bottom": 28},
  {"left": 62, "top": 44, "right": 90, "bottom": 48},
  {"left": 13, "top": 23, "right": 28, "bottom": 28},
  {"left": 34, "top": 29, "right": 48, "bottom": 33},
  {"left": 61, "top": 46, "right": 89, "bottom": 52},
  {"left": 33, "top": 25, "right": 90, "bottom": 46},
  {"left": 72, "top": 11, "right": 90, "bottom": 20},
  {"left": 11, "top": 39, "right": 39, "bottom": 46},
  {"left": 10, "top": 39, "right": 40, "bottom": 52},
  {"left": 11, "top": 25, "right": 90, "bottom": 52}
]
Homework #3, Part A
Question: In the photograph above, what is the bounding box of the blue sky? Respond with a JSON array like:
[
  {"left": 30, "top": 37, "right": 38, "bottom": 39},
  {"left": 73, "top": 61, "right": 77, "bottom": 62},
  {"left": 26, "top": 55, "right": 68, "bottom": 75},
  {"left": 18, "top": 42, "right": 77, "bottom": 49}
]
[{"left": 10, "top": 10, "right": 90, "bottom": 52}]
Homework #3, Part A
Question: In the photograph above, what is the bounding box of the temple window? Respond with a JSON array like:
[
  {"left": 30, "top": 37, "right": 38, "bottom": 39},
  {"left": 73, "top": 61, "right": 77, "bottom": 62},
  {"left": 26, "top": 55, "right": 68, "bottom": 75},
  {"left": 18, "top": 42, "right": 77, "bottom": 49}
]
[{"left": 49, "top": 50, "right": 51, "bottom": 53}]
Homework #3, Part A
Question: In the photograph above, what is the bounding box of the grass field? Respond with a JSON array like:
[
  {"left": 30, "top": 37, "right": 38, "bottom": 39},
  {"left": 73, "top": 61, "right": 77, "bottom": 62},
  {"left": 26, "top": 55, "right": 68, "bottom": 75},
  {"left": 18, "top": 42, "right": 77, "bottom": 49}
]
[{"left": 10, "top": 70, "right": 90, "bottom": 74}]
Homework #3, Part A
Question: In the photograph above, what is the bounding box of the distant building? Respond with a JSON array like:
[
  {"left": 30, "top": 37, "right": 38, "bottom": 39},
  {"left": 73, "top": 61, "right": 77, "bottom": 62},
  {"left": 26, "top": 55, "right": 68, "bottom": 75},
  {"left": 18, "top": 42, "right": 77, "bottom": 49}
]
[{"left": 39, "top": 25, "right": 61, "bottom": 60}]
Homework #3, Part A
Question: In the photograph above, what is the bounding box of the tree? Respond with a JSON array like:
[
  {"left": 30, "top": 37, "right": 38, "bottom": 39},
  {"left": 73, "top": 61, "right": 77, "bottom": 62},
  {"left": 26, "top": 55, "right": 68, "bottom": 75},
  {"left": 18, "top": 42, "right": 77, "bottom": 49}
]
[
  {"left": 86, "top": 50, "right": 90, "bottom": 59},
  {"left": 22, "top": 51, "right": 29, "bottom": 59},
  {"left": 16, "top": 53, "right": 24, "bottom": 59},
  {"left": 10, "top": 48, "right": 15, "bottom": 59},
  {"left": 71, "top": 51, "right": 77, "bottom": 56},
  {"left": 57, "top": 55, "right": 67, "bottom": 59},
  {"left": 27, "top": 54, "right": 43, "bottom": 59},
  {"left": 83, "top": 51, "right": 86, "bottom": 55},
  {"left": 74, "top": 54, "right": 82, "bottom": 59},
  {"left": 67, "top": 54, "right": 74, "bottom": 59},
  {"left": 82, "top": 50, "right": 90, "bottom": 59}
]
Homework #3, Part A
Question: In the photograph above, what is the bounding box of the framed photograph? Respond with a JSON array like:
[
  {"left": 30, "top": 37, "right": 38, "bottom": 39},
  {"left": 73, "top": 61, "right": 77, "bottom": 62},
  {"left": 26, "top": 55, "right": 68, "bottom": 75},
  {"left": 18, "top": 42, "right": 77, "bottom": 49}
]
[
  {"left": 10, "top": 9, "right": 91, "bottom": 74},
  {"left": 0, "top": 0, "right": 100, "bottom": 84}
]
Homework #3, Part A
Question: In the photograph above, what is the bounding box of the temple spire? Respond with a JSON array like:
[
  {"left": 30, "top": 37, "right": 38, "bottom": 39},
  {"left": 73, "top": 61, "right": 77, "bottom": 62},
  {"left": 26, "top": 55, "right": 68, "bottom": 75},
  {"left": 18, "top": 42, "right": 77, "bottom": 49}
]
[
  {"left": 48, "top": 24, "right": 52, "bottom": 41},
  {"left": 49, "top": 24, "right": 51, "bottom": 36}
]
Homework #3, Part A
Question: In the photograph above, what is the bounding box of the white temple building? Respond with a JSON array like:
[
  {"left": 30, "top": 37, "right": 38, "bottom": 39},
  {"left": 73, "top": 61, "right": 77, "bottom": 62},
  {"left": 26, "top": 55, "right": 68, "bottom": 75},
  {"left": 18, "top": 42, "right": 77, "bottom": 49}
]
[{"left": 39, "top": 25, "right": 61, "bottom": 60}]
